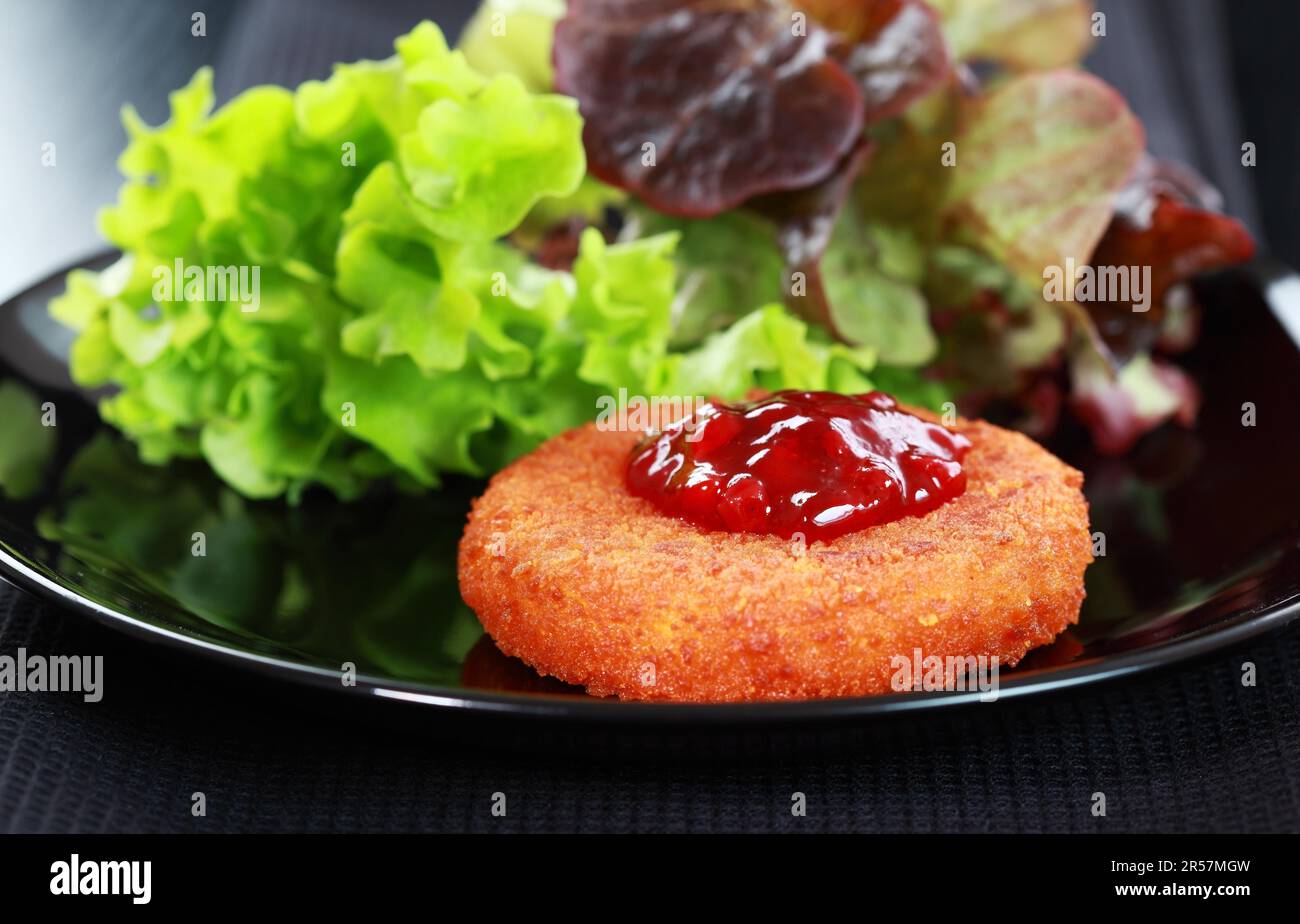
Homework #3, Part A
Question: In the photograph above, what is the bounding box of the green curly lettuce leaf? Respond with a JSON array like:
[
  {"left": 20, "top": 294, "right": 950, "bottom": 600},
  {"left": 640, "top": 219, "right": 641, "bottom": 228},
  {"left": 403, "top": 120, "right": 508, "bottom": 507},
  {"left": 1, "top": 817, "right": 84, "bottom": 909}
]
[
  {"left": 49, "top": 22, "right": 585, "bottom": 500},
  {"left": 51, "top": 19, "right": 884, "bottom": 502},
  {"left": 630, "top": 208, "right": 787, "bottom": 349},
  {"left": 397, "top": 73, "right": 585, "bottom": 240},
  {"left": 663, "top": 305, "right": 877, "bottom": 398},
  {"left": 458, "top": 0, "right": 564, "bottom": 92}
]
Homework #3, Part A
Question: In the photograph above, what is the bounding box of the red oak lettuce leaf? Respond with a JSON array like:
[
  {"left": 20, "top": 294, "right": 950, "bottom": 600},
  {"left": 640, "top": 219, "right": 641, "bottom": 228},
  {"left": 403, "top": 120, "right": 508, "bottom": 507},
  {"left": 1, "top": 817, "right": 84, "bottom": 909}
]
[
  {"left": 1087, "top": 159, "right": 1256, "bottom": 356},
  {"left": 766, "top": 144, "right": 873, "bottom": 268},
  {"left": 754, "top": 141, "right": 939, "bottom": 366},
  {"left": 1069, "top": 350, "right": 1199, "bottom": 456},
  {"left": 928, "top": 0, "right": 1094, "bottom": 71},
  {"left": 943, "top": 69, "right": 1145, "bottom": 286},
  {"left": 1067, "top": 158, "right": 1254, "bottom": 453},
  {"left": 523, "top": 216, "right": 608, "bottom": 271},
  {"left": 804, "top": 0, "right": 951, "bottom": 121},
  {"left": 553, "top": 0, "right": 865, "bottom": 217},
  {"left": 751, "top": 140, "right": 876, "bottom": 338}
]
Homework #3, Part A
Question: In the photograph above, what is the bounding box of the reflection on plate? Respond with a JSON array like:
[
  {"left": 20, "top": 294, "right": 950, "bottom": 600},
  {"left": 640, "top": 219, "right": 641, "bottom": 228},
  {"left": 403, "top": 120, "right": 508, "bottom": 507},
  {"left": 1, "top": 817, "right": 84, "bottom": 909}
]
[{"left": 1, "top": 256, "right": 1299, "bottom": 721}]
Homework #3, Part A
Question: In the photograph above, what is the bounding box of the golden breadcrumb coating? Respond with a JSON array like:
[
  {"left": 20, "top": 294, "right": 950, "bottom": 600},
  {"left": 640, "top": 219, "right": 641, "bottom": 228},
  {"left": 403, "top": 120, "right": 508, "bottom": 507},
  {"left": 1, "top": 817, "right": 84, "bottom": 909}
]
[{"left": 458, "top": 409, "right": 1091, "bottom": 702}]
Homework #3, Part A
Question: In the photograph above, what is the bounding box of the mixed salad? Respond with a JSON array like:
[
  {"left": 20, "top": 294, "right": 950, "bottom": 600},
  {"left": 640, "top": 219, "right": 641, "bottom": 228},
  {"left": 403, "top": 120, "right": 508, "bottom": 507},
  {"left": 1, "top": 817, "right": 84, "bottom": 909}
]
[{"left": 48, "top": 0, "right": 1255, "bottom": 502}]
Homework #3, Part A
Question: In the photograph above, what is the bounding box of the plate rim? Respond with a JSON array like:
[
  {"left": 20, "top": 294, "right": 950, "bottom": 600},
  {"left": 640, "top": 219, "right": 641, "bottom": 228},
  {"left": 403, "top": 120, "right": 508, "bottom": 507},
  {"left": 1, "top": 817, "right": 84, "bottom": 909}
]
[
  {"left": 5, "top": 528, "right": 1300, "bottom": 725},
  {"left": 4, "top": 254, "right": 1300, "bottom": 724}
]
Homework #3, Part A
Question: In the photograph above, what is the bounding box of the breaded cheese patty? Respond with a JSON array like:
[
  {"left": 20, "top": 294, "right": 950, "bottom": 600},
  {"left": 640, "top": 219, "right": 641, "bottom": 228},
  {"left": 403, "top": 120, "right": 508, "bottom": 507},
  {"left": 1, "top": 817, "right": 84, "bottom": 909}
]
[{"left": 458, "top": 411, "right": 1091, "bottom": 702}]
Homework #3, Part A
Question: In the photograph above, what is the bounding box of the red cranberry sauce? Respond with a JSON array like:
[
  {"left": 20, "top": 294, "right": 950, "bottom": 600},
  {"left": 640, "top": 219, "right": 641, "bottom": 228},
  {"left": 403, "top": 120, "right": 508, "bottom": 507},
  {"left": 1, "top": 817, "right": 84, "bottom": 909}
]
[{"left": 625, "top": 390, "right": 971, "bottom": 541}]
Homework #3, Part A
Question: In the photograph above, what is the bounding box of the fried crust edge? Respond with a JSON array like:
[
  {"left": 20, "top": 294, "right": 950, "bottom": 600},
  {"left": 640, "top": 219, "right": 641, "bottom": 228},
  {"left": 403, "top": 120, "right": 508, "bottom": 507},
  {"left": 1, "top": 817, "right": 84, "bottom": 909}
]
[{"left": 458, "top": 411, "right": 1092, "bottom": 703}]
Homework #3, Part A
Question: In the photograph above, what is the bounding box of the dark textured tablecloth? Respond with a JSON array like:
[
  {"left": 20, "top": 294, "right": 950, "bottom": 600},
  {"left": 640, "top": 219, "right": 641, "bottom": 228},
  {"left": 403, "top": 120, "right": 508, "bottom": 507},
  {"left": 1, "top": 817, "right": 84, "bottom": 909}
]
[
  {"left": 3, "top": 578, "right": 1299, "bottom": 833},
  {"left": 2, "top": 0, "right": 1299, "bottom": 834}
]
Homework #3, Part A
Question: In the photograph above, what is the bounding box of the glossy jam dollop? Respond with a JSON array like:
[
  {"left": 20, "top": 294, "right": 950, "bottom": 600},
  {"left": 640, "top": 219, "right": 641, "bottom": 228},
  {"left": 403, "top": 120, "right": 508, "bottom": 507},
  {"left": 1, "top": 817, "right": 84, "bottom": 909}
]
[{"left": 625, "top": 390, "right": 972, "bottom": 542}]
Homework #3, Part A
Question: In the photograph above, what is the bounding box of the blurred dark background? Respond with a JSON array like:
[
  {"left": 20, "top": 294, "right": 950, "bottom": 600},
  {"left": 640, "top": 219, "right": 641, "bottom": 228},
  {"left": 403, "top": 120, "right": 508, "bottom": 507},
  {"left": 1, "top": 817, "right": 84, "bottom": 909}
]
[{"left": 1, "top": 0, "right": 1296, "bottom": 303}]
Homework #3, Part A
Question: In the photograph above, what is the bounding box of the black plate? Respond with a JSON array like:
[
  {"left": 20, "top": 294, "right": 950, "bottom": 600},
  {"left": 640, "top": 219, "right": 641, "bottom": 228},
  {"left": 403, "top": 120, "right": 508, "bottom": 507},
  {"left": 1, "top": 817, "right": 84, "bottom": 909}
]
[{"left": 3, "top": 255, "right": 1300, "bottom": 723}]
